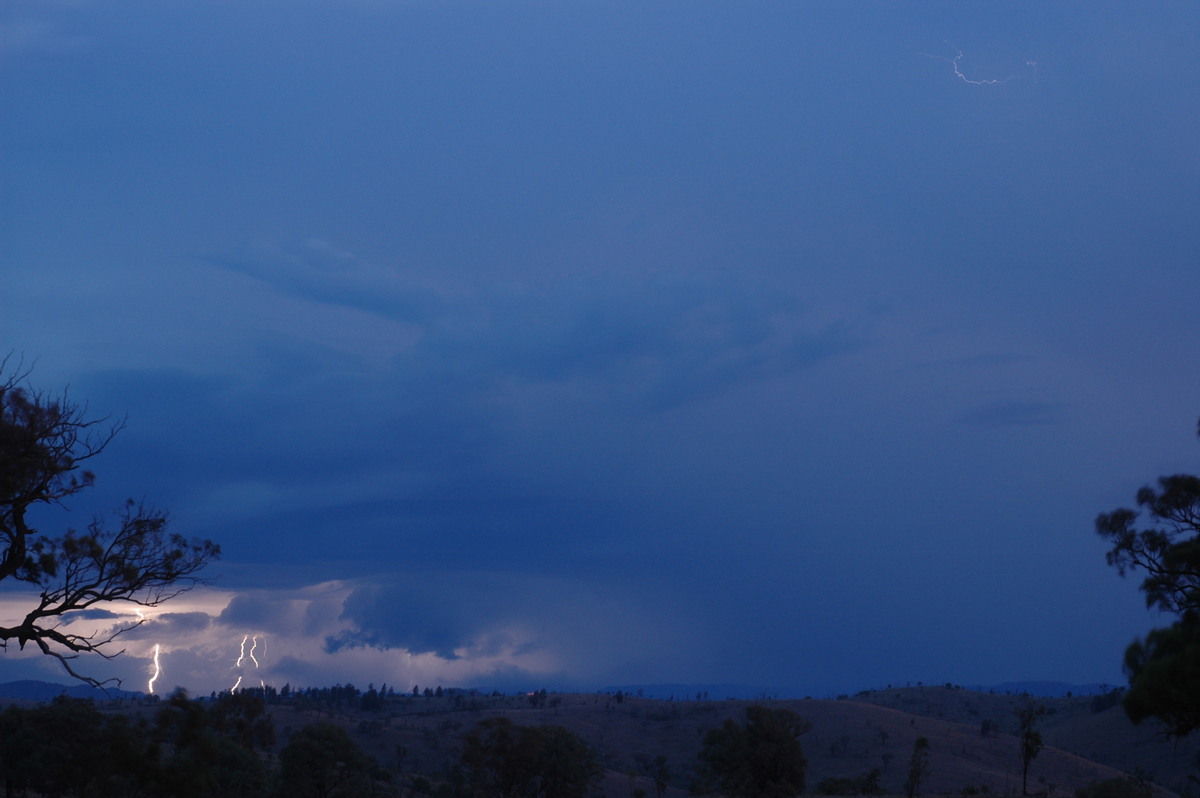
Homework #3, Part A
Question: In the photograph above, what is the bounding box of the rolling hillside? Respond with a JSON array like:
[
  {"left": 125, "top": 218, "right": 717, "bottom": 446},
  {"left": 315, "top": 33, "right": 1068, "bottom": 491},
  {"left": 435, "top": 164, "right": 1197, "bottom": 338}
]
[{"left": 3, "top": 681, "right": 1195, "bottom": 796}]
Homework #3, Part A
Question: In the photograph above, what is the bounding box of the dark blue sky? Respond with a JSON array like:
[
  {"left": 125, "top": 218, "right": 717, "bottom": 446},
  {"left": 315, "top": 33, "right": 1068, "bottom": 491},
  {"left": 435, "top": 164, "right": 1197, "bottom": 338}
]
[{"left": 2, "top": 1, "right": 1199, "bottom": 695}]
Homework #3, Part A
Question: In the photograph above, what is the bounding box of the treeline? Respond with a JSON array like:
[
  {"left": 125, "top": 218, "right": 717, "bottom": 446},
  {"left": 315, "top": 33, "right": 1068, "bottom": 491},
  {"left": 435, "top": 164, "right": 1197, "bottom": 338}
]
[
  {"left": 0, "top": 691, "right": 1158, "bottom": 798},
  {"left": 0, "top": 691, "right": 600, "bottom": 798},
  {"left": 0, "top": 692, "right": 387, "bottom": 798},
  {"left": 216, "top": 681, "right": 496, "bottom": 713},
  {"left": 0, "top": 695, "right": 796, "bottom": 798}
]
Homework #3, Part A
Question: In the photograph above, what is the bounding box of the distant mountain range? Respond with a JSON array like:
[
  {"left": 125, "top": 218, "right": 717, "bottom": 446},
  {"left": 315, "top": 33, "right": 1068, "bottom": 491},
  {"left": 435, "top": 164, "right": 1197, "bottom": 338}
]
[
  {"left": 602, "top": 683, "right": 800, "bottom": 700},
  {"left": 603, "top": 680, "right": 1121, "bottom": 701},
  {"left": 0, "top": 679, "right": 143, "bottom": 702}
]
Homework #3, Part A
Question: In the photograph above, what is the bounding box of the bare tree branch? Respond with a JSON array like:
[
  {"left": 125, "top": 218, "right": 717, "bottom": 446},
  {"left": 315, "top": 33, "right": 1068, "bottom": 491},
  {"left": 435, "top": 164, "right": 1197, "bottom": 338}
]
[{"left": 0, "top": 356, "right": 219, "bottom": 686}]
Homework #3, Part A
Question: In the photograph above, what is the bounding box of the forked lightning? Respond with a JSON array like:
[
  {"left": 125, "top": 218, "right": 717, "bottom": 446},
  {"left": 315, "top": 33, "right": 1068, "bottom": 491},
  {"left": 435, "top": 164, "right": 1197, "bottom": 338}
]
[{"left": 920, "top": 44, "right": 1035, "bottom": 85}]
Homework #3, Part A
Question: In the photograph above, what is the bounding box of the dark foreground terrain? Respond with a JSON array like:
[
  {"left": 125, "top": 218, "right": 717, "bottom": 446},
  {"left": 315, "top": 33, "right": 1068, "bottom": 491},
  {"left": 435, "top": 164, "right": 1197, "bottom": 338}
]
[{"left": 2, "top": 682, "right": 1196, "bottom": 797}]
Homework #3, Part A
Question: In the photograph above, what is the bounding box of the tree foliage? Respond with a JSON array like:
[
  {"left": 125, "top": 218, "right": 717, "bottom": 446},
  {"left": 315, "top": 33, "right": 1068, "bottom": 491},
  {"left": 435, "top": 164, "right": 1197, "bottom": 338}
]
[
  {"left": 0, "top": 697, "right": 116, "bottom": 797},
  {"left": 905, "top": 736, "right": 930, "bottom": 798},
  {"left": 458, "top": 715, "right": 600, "bottom": 796},
  {"left": 278, "top": 722, "right": 376, "bottom": 798},
  {"left": 0, "top": 359, "right": 219, "bottom": 684},
  {"left": 1016, "top": 703, "right": 1045, "bottom": 796},
  {"left": 0, "top": 692, "right": 276, "bottom": 798},
  {"left": 697, "top": 705, "right": 810, "bottom": 798},
  {"left": 0, "top": 689, "right": 407, "bottom": 798},
  {"left": 155, "top": 691, "right": 270, "bottom": 798},
  {"left": 1096, "top": 417, "right": 1200, "bottom": 736},
  {"left": 460, "top": 716, "right": 600, "bottom": 798},
  {"left": 652, "top": 753, "right": 670, "bottom": 798}
]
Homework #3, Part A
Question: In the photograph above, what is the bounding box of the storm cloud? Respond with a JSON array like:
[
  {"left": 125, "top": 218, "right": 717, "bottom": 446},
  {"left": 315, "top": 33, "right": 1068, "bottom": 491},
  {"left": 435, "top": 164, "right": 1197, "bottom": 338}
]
[{"left": 2, "top": 0, "right": 1198, "bottom": 696}]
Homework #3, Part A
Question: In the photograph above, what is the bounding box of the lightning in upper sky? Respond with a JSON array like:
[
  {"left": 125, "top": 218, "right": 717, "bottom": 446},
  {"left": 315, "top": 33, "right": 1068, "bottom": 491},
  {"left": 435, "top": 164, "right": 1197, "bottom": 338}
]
[{"left": 920, "top": 44, "right": 1034, "bottom": 85}]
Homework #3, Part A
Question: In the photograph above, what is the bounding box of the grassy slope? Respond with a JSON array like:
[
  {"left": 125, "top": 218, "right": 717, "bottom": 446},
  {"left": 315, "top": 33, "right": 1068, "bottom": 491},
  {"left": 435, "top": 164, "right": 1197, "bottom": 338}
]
[{"left": 247, "top": 686, "right": 1197, "bottom": 797}]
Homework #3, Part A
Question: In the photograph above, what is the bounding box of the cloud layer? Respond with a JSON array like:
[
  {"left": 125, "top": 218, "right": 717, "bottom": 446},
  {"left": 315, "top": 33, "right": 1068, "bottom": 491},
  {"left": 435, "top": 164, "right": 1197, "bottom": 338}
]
[{"left": 3, "top": 0, "right": 1199, "bottom": 695}]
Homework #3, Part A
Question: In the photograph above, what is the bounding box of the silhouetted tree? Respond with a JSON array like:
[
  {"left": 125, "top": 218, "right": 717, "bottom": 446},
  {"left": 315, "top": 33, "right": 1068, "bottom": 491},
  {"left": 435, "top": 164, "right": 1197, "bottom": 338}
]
[
  {"left": 905, "top": 736, "right": 931, "bottom": 798},
  {"left": 1096, "top": 417, "right": 1200, "bottom": 736},
  {"left": 278, "top": 722, "right": 374, "bottom": 798},
  {"left": 1089, "top": 688, "right": 1123, "bottom": 714},
  {"left": 0, "top": 359, "right": 219, "bottom": 684},
  {"left": 697, "top": 705, "right": 810, "bottom": 798},
  {"left": 209, "top": 690, "right": 276, "bottom": 751},
  {"left": 155, "top": 690, "right": 269, "bottom": 797},
  {"left": 5, "top": 697, "right": 107, "bottom": 796},
  {"left": 653, "top": 754, "right": 670, "bottom": 798},
  {"left": 460, "top": 716, "right": 600, "bottom": 798},
  {"left": 1017, "top": 703, "right": 1046, "bottom": 796},
  {"left": 0, "top": 691, "right": 291, "bottom": 797},
  {"left": 361, "top": 685, "right": 382, "bottom": 711},
  {"left": 0, "top": 696, "right": 161, "bottom": 797}
]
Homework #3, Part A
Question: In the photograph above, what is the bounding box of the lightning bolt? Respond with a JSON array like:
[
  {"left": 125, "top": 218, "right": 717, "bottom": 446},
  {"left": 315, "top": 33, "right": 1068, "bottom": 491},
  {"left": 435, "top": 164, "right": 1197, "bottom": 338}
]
[
  {"left": 919, "top": 44, "right": 1032, "bottom": 85},
  {"left": 137, "top": 608, "right": 164, "bottom": 695},
  {"left": 148, "top": 644, "right": 161, "bottom": 695},
  {"left": 227, "top": 634, "right": 270, "bottom": 692},
  {"left": 249, "top": 635, "right": 268, "bottom": 688},
  {"left": 231, "top": 634, "right": 268, "bottom": 691},
  {"left": 230, "top": 635, "right": 251, "bottom": 691}
]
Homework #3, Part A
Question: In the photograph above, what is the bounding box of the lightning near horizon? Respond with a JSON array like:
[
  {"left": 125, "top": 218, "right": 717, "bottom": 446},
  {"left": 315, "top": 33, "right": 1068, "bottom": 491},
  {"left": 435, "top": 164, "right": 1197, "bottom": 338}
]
[
  {"left": 235, "top": 635, "right": 248, "bottom": 668},
  {"left": 137, "top": 608, "right": 165, "bottom": 695},
  {"left": 231, "top": 634, "right": 265, "bottom": 691},
  {"left": 148, "top": 644, "right": 162, "bottom": 694}
]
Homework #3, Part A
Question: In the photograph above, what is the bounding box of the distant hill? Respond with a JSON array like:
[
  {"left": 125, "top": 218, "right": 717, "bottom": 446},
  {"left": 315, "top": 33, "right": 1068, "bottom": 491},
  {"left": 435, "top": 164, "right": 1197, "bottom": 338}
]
[
  {"left": 209, "top": 684, "right": 1190, "bottom": 797},
  {"left": 976, "top": 681, "right": 1120, "bottom": 698},
  {"left": 9, "top": 680, "right": 1191, "bottom": 796},
  {"left": 0, "top": 679, "right": 143, "bottom": 702},
  {"left": 851, "top": 685, "right": 1194, "bottom": 794},
  {"left": 605, "top": 680, "right": 1121, "bottom": 701},
  {"left": 602, "top": 682, "right": 803, "bottom": 700}
]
